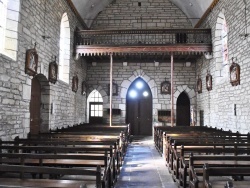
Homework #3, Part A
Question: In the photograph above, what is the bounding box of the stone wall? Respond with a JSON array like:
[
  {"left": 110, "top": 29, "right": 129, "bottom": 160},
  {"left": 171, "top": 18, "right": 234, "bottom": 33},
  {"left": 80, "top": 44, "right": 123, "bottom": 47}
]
[
  {"left": 196, "top": 0, "right": 250, "bottom": 133},
  {"left": 86, "top": 60, "right": 196, "bottom": 125},
  {"left": 87, "top": 0, "right": 196, "bottom": 126},
  {"left": 91, "top": 0, "right": 193, "bottom": 29},
  {"left": 0, "top": 0, "right": 87, "bottom": 140}
]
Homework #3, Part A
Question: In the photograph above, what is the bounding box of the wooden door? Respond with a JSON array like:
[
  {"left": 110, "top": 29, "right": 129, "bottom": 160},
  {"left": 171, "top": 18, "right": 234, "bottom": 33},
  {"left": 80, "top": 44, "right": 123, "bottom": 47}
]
[
  {"left": 126, "top": 78, "right": 152, "bottom": 136},
  {"left": 30, "top": 77, "right": 41, "bottom": 134},
  {"left": 176, "top": 92, "right": 190, "bottom": 126}
]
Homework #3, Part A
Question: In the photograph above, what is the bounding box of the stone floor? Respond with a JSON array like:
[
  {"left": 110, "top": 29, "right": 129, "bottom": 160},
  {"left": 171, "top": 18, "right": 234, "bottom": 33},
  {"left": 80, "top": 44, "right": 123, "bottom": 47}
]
[{"left": 115, "top": 136, "right": 178, "bottom": 188}]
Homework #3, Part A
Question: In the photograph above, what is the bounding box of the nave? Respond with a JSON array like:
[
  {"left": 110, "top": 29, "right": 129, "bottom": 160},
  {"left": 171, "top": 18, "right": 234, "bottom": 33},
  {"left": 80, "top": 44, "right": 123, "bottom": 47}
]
[{"left": 115, "top": 136, "right": 177, "bottom": 188}]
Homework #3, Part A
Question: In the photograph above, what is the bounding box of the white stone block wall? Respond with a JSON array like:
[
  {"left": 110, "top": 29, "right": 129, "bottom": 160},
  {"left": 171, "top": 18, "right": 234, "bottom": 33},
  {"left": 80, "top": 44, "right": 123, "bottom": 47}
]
[
  {"left": 91, "top": 0, "right": 192, "bottom": 29},
  {"left": 0, "top": 0, "right": 87, "bottom": 140},
  {"left": 86, "top": 60, "right": 196, "bottom": 125},
  {"left": 196, "top": 0, "right": 250, "bottom": 133}
]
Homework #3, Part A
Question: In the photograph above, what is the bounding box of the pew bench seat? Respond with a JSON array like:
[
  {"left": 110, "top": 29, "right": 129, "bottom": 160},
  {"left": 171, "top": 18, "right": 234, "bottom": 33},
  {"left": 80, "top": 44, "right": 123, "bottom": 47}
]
[
  {"left": 201, "top": 164, "right": 250, "bottom": 188},
  {"left": 0, "top": 178, "right": 93, "bottom": 188},
  {"left": 0, "top": 164, "right": 103, "bottom": 188}
]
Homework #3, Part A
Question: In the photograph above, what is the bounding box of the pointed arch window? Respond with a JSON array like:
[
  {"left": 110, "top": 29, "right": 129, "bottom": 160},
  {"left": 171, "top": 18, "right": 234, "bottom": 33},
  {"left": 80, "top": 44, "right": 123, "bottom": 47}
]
[
  {"left": 221, "top": 16, "right": 228, "bottom": 66},
  {"left": 59, "top": 13, "right": 70, "bottom": 83}
]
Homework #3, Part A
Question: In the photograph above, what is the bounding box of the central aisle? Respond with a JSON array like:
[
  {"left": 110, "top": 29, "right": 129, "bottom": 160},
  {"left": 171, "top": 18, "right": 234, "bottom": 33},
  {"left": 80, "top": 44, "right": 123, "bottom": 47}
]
[{"left": 115, "top": 136, "right": 177, "bottom": 188}]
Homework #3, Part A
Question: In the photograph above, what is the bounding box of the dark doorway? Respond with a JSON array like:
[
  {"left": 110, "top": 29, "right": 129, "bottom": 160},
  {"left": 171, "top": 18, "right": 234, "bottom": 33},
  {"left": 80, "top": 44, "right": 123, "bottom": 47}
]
[
  {"left": 30, "top": 77, "right": 41, "bottom": 134},
  {"left": 176, "top": 92, "right": 190, "bottom": 126},
  {"left": 126, "top": 78, "right": 152, "bottom": 135}
]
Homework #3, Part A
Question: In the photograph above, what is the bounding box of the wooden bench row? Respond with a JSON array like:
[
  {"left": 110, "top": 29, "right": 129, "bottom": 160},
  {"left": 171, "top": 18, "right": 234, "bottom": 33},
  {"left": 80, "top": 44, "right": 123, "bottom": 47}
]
[
  {"left": 154, "top": 125, "right": 250, "bottom": 188},
  {"left": 0, "top": 124, "right": 130, "bottom": 188}
]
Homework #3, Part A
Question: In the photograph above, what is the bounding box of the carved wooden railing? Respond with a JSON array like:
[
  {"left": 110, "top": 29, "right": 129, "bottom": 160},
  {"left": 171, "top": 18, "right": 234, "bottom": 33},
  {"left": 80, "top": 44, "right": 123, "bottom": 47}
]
[{"left": 74, "top": 28, "right": 212, "bottom": 56}]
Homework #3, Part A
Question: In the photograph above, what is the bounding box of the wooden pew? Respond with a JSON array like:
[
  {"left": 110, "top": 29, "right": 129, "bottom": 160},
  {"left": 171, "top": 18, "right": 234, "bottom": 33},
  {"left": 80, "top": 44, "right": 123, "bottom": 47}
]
[
  {"left": 178, "top": 147, "right": 250, "bottom": 187},
  {"left": 51, "top": 123, "right": 131, "bottom": 148},
  {"left": 0, "top": 152, "right": 112, "bottom": 187},
  {"left": 164, "top": 131, "right": 250, "bottom": 161},
  {"left": 203, "top": 164, "right": 250, "bottom": 188},
  {"left": 0, "top": 164, "right": 102, "bottom": 188},
  {"left": 157, "top": 125, "right": 248, "bottom": 155},
  {"left": 165, "top": 137, "right": 250, "bottom": 183},
  {"left": 166, "top": 136, "right": 250, "bottom": 169},
  {"left": 154, "top": 126, "right": 250, "bottom": 188},
  {"left": 154, "top": 126, "right": 222, "bottom": 153},
  {"left": 0, "top": 142, "right": 118, "bottom": 184},
  {"left": 0, "top": 124, "right": 130, "bottom": 188},
  {"left": 189, "top": 155, "right": 250, "bottom": 188},
  {"left": 170, "top": 142, "right": 250, "bottom": 182},
  {"left": 11, "top": 136, "right": 123, "bottom": 173},
  {"left": 30, "top": 133, "right": 128, "bottom": 158}
]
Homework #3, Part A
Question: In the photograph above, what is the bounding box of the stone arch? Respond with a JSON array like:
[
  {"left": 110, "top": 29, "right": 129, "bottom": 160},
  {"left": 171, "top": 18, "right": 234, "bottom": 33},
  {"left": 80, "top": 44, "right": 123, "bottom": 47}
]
[
  {"left": 59, "top": 12, "right": 70, "bottom": 84},
  {"left": 174, "top": 85, "right": 196, "bottom": 125},
  {"left": 214, "top": 11, "right": 229, "bottom": 84},
  {"left": 120, "top": 69, "right": 159, "bottom": 122},
  {"left": 34, "top": 74, "right": 50, "bottom": 133},
  {"left": 174, "top": 85, "right": 195, "bottom": 109}
]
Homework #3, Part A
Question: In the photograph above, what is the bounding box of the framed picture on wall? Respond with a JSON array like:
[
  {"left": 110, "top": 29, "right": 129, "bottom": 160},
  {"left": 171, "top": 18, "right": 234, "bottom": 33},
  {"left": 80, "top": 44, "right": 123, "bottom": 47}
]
[
  {"left": 48, "top": 57, "right": 58, "bottom": 84},
  {"left": 206, "top": 73, "right": 212, "bottom": 91},
  {"left": 197, "top": 78, "right": 202, "bottom": 94},
  {"left": 107, "top": 82, "right": 118, "bottom": 96},
  {"left": 25, "top": 48, "right": 38, "bottom": 76},
  {"left": 72, "top": 75, "right": 78, "bottom": 92},
  {"left": 230, "top": 61, "right": 240, "bottom": 86},
  {"left": 161, "top": 81, "right": 171, "bottom": 94}
]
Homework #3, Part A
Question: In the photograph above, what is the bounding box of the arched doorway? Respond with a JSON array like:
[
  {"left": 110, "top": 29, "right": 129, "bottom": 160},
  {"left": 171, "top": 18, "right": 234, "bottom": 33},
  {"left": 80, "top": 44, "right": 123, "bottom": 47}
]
[
  {"left": 30, "top": 77, "right": 41, "bottom": 134},
  {"left": 87, "top": 90, "right": 103, "bottom": 124},
  {"left": 126, "top": 77, "right": 152, "bottom": 135},
  {"left": 176, "top": 92, "right": 190, "bottom": 126},
  {"left": 30, "top": 74, "right": 50, "bottom": 134}
]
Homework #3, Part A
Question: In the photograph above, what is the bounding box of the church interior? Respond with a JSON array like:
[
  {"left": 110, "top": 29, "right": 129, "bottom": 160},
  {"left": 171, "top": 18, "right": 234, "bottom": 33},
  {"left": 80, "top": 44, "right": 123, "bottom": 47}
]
[{"left": 0, "top": 0, "right": 250, "bottom": 187}]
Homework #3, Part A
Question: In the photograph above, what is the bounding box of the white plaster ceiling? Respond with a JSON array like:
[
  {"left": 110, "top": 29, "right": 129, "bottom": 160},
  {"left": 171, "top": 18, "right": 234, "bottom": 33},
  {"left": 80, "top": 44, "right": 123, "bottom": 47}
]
[
  {"left": 71, "top": 0, "right": 213, "bottom": 28},
  {"left": 170, "top": 0, "right": 213, "bottom": 26}
]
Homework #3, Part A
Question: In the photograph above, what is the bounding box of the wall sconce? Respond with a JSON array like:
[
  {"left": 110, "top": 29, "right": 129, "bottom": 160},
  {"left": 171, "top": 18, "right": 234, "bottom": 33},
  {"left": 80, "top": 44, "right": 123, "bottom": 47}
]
[
  {"left": 92, "top": 62, "right": 97, "bottom": 66},
  {"left": 123, "top": 62, "right": 127, "bottom": 66}
]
